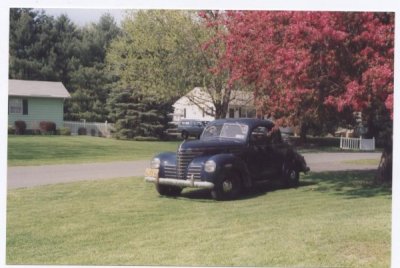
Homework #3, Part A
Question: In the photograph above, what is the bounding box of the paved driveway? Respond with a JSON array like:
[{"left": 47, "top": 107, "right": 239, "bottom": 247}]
[
  {"left": 7, "top": 160, "right": 149, "bottom": 189},
  {"left": 304, "top": 152, "right": 380, "bottom": 172},
  {"left": 7, "top": 152, "right": 381, "bottom": 189}
]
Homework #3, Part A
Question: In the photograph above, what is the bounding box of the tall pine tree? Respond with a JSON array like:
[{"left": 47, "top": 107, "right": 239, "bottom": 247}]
[{"left": 108, "top": 88, "right": 172, "bottom": 139}]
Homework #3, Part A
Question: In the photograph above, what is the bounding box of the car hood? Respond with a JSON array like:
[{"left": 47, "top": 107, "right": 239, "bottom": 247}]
[{"left": 178, "top": 138, "right": 246, "bottom": 154}]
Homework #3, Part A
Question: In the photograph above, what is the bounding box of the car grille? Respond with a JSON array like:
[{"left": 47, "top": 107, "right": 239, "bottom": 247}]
[
  {"left": 177, "top": 148, "right": 203, "bottom": 180},
  {"left": 164, "top": 164, "right": 177, "bottom": 178},
  {"left": 187, "top": 165, "right": 202, "bottom": 180}
]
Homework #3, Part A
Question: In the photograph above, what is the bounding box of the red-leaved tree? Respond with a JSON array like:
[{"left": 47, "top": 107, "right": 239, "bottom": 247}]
[{"left": 209, "top": 11, "right": 393, "bottom": 182}]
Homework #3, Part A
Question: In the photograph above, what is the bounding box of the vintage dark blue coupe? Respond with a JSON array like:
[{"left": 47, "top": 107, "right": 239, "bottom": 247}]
[{"left": 145, "top": 118, "right": 309, "bottom": 200}]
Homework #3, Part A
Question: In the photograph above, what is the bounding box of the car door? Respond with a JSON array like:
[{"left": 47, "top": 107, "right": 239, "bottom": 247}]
[
  {"left": 247, "top": 126, "right": 277, "bottom": 180},
  {"left": 268, "top": 128, "right": 287, "bottom": 175}
]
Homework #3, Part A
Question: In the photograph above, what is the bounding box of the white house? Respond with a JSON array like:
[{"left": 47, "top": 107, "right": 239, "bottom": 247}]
[{"left": 172, "top": 87, "right": 256, "bottom": 122}]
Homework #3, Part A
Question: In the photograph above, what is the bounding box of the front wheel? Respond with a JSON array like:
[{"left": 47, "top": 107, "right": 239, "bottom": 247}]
[
  {"left": 282, "top": 161, "right": 299, "bottom": 188},
  {"left": 156, "top": 184, "right": 182, "bottom": 197},
  {"left": 211, "top": 169, "right": 242, "bottom": 200}
]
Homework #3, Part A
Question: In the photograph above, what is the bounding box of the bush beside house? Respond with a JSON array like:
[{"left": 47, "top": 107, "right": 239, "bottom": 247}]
[
  {"left": 14, "top": 121, "right": 26, "bottom": 135},
  {"left": 39, "top": 121, "right": 57, "bottom": 134}
]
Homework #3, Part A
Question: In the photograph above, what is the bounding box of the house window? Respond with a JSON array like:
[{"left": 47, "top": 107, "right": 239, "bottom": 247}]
[
  {"left": 9, "top": 99, "right": 22, "bottom": 114},
  {"left": 9, "top": 98, "right": 28, "bottom": 115},
  {"left": 183, "top": 108, "right": 186, "bottom": 118}
]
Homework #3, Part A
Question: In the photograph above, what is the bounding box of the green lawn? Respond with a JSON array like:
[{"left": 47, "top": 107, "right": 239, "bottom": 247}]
[
  {"left": 7, "top": 171, "right": 391, "bottom": 267},
  {"left": 7, "top": 135, "right": 180, "bottom": 166}
]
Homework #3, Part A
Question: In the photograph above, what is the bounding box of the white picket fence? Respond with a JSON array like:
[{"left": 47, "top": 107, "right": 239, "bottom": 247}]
[
  {"left": 64, "top": 120, "right": 114, "bottom": 137},
  {"left": 340, "top": 136, "right": 375, "bottom": 151}
]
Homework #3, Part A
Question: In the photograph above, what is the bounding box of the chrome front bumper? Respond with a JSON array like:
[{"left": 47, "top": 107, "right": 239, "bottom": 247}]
[{"left": 144, "top": 175, "right": 214, "bottom": 189}]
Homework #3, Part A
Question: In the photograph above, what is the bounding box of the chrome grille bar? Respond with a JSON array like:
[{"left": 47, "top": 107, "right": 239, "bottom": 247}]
[
  {"left": 187, "top": 166, "right": 202, "bottom": 180},
  {"left": 177, "top": 148, "right": 203, "bottom": 180}
]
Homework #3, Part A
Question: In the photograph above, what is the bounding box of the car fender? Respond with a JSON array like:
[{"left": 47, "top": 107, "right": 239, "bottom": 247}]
[
  {"left": 284, "top": 149, "right": 309, "bottom": 173},
  {"left": 193, "top": 153, "right": 251, "bottom": 188},
  {"left": 153, "top": 152, "right": 177, "bottom": 178}
]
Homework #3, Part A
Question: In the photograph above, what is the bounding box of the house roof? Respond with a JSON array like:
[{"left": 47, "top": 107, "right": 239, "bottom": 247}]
[
  {"left": 174, "top": 87, "right": 254, "bottom": 107},
  {"left": 9, "top": 79, "right": 71, "bottom": 98}
]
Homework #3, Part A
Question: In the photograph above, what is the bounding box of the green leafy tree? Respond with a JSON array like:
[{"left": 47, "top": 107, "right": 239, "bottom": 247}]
[
  {"left": 106, "top": 10, "right": 209, "bottom": 136},
  {"left": 106, "top": 10, "right": 206, "bottom": 99}
]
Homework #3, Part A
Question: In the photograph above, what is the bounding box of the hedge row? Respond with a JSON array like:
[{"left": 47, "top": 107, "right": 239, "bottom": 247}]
[
  {"left": 9, "top": 121, "right": 108, "bottom": 137},
  {"left": 9, "top": 121, "right": 71, "bottom": 136}
]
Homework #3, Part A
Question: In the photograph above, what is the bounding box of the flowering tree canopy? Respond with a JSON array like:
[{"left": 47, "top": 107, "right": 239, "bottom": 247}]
[{"left": 211, "top": 11, "right": 394, "bottom": 135}]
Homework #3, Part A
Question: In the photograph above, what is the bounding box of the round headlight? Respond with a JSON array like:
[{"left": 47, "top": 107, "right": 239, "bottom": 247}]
[
  {"left": 151, "top": 157, "right": 161, "bottom": 169},
  {"left": 204, "top": 160, "right": 216, "bottom": 173}
]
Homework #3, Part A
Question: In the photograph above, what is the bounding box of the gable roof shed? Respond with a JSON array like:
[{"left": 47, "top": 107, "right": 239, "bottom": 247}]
[{"left": 9, "top": 79, "right": 71, "bottom": 98}]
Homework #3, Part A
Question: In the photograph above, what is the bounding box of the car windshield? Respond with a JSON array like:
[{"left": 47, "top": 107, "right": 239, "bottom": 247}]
[{"left": 201, "top": 123, "right": 249, "bottom": 141}]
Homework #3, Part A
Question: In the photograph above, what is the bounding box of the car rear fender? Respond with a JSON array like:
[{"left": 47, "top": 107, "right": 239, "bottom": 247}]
[{"left": 286, "top": 150, "right": 309, "bottom": 173}]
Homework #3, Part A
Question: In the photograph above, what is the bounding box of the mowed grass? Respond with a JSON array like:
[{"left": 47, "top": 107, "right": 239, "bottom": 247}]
[
  {"left": 7, "top": 135, "right": 180, "bottom": 166},
  {"left": 7, "top": 171, "right": 391, "bottom": 267}
]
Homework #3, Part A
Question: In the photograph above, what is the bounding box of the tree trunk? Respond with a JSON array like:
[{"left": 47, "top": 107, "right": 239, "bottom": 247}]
[
  {"left": 376, "top": 145, "right": 392, "bottom": 185},
  {"left": 214, "top": 86, "right": 231, "bottom": 119},
  {"left": 299, "top": 122, "right": 308, "bottom": 144}
]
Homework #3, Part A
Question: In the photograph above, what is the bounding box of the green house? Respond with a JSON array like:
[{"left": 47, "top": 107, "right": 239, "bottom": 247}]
[{"left": 8, "top": 79, "right": 71, "bottom": 130}]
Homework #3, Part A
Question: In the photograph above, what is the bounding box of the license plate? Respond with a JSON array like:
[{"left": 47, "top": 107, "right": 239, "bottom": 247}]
[{"left": 145, "top": 168, "right": 159, "bottom": 178}]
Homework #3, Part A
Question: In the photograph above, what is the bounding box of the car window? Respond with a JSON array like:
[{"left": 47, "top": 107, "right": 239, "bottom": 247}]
[
  {"left": 220, "top": 123, "right": 248, "bottom": 140},
  {"left": 201, "top": 123, "right": 248, "bottom": 140},
  {"left": 250, "top": 126, "right": 272, "bottom": 145},
  {"left": 202, "top": 125, "right": 223, "bottom": 139}
]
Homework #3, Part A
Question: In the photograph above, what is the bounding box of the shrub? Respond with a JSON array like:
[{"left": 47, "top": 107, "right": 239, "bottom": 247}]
[
  {"left": 289, "top": 136, "right": 340, "bottom": 147},
  {"left": 78, "top": 127, "right": 87, "bottom": 135},
  {"left": 133, "top": 136, "right": 159, "bottom": 141},
  {"left": 8, "top": 125, "right": 15, "bottom": 135},
  {"left": 58, "top": 127, "right": 71, "bottom": 136},
  {"left": 14, "top": 121, "right": 26, "bottom": 135},
  {"left": 39, "top": 121, "right": 56, "bottom": 134}
]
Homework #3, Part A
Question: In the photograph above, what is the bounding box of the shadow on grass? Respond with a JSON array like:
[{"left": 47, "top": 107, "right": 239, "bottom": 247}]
[
  {"left": 179, "top": 180, "right": 316, "bottom": 202},
  {"left": 164, "top": 169, "right": 391, "bottom": 202},
  {"left": 303, "top": 169, "right": 392, "bottom": 199}
]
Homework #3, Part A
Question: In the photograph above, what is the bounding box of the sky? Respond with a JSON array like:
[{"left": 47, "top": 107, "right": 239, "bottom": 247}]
[{"left": 42, "top": 8, "right": 126, "bottom": 26}]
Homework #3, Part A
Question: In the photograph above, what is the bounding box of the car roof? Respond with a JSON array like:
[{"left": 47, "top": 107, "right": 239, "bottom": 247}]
[{"left": 208, "top": 118, "right": 275, "bottom": 129}]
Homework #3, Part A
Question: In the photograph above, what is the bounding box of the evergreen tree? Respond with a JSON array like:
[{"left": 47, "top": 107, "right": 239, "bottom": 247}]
[
  {"left": 108, "top": 88, "right": 172, "bottom": 139},
  {"left": 9, "top": 9, "right": 121, "bottom": 122},
  {"left": 66, "top": 14, "right": 121, "bottom": 121}
]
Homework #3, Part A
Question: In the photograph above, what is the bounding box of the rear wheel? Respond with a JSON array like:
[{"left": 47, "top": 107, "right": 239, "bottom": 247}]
[
  {"left": 156, "top": 184, "right": 182, "bottom": 196},
  {"left": 211, "top": 169, "right": 242, "bottom": 200},
  {"left": 282, "top": 161, "right": 299, "bottom": 188}
]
